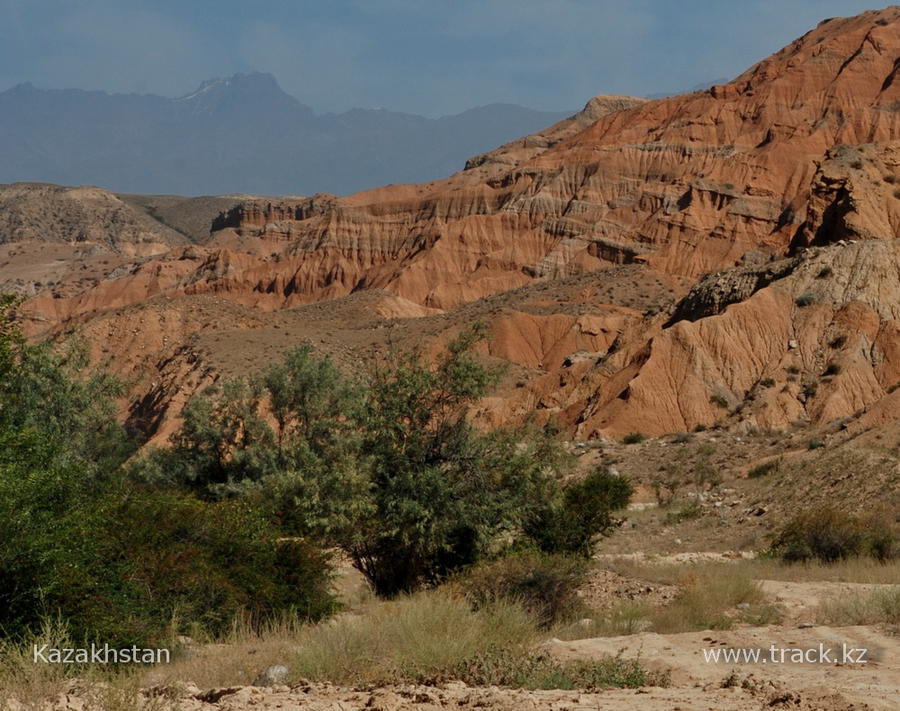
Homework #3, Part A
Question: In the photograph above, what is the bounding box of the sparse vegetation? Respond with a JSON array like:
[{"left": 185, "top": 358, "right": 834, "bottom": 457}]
[
  {"left": 823, "top": 361, "right": 842, "bottom": 376},
  {"left": 663, "top": 501, "right": 704, "bottom": 524},
  {"left": 829, "top": 334, "right": 847, "bottom": 348},
  {"left": 286, "top": 592, "right": 667, "bottom": 689},
  {"left": 795, "top": 292, "right": 816, "bottom": 307},
  {"left": 709, "top": 394, "right": 729, "bottom": 409},
  {"left": 759, "top": 377, "right": 776, "bottom": 388},
  {"left": 748, "top": 459, "right": 780, "bottom": 478},
  {"left": 816, "top": 266, "right": 834, "bottom": 279},
  {"left": 623, "top": 432, "right": 645, "bottom": 444},
  {"left": 816, "top": 586, "right": 900, "bottom": 627},
  {"left": 588, "top": 568, "right": 774, "bottom": 636},
  {"left": 459, "top": 553, "right": 588, "bottom": 627}
]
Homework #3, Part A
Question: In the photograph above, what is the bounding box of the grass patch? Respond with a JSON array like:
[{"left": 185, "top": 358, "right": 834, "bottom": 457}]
[
  {"left": 585, "top": 566, "right": 775, "bottom": 636},
  {"left": 748, "top": 459, "right": 779, "bottom": 478},
  {"left": 663, "top": 501, "right": 704, "bottom": 524},
  {"left": 452, "top": 649, "right": 669, "bottom": 690},
  {"left": 287, "top": 591, "right": 666, "bottom": 689},
  {"left": 816, "top": 586, "right": 900, "bottom": 627},
  {"left": 289, "top": 592, "right": 536, "bottom": 686},
  {"left": 0, "top": 620, "right": 167, "bottom": 711}
]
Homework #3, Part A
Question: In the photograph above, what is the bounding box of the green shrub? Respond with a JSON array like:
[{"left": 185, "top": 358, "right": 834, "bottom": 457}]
[
  {"left": 808, "top": 440, "right": 825, "bottom": 450},
  {"left": 0, "top": 485, "right": 336, "bottom": 646},
  {"left": 709, "top": 394, "right": 729, "bottom": 409},
  {"left": 759, "top": 377, "right": 776, "bottom": 388},
  {"left": 663, "top": 501, "right": 704, "bottom": 524},
  {"left": 795, "top": 292, "right": 815, "bottom": 307},
  {"left": 0, "top": 298, "right": 336, "bottom": 645},
  {"left": 460, "top": 553, "right": 588, "bottom": 627},
  {"left": 748, "top": 460, "right": 779, "bottom": 478},
  {"left": 816, "top": 266, "right": 834, "bottom": 279},
  {"left": 770, "top": 506, "right": 897, "bottom": 563},
  {"left": 623, "top": 432, "right": 645, "bottom": 444},
  {"left": 523, "top": 467, "right": 633, "bottom": 557},
  {"left": 823, "top": 362, "right": 842, "bottom": 376}
]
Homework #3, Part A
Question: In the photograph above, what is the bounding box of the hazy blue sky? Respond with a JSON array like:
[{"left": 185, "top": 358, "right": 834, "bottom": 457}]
[{"left": 0, "top": 0, "right": 882, "bottom": 116}]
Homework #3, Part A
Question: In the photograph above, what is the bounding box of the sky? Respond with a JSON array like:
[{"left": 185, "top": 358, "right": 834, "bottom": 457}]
[{"left": 0, "top": 0, "right": 884, "bottom": 117}]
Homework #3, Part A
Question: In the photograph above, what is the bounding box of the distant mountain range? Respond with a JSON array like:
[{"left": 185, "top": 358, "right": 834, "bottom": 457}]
[{"left": 0, "top": 73, "right": 571, "bottom": 196}]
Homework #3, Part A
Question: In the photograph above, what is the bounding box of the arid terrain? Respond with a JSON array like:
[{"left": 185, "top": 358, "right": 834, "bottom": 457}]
[{"left": 3, "top": 6, "right": 900, "bottom": 711}]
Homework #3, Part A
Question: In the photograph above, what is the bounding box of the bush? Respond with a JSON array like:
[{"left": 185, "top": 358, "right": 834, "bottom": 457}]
[
  {"left": 759, "top": 377, "right": 776, "bottom": 388},
  {"left": 823, "top": 362, "right": 842, "bottom": 376},
  {"left": 460, "top": 553, "right": 588, "bottom": 627},
  {"left": 709, "top": 394, "right": 729, "bottom": 409},
  {"left": 829, "top": 334, "right": 847, "bottom": 349},
  {"left": 795, "top": 292, "right": 815, "bottom": 307},
  {"left": 747, "top": 459, "right": 779, "bottom": 478},
  {"left": 623, "top": 432, "right": 645, "bottom": 444},
  {"left": 663, "top": 501, "right": 704, "bottom": 524},
  {"left": 0, "top": 484, "right": 337, "bottom": 646},
  {"left": 808, "top": 440, "right": 825, "bottom": 450},
  {"left": 0, "top": 298, "right": 335, "bottom": 645},
  {"left": 523, "top": 467, "right": 633, "bottom": 556},
  {"left": 770, "top": 506, "right": 898, "bottom": 563},
  {"left": 816, "top": 266, "right": 834, "bottom": 279}
]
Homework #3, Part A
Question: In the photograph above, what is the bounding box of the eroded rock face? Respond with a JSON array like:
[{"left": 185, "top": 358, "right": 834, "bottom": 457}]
[{"left": 16, "top": 7, "right": 900, "bottom": 442}]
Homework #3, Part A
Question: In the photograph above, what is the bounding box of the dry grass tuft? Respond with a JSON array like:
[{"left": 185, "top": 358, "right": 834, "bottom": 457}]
[
  {"left": 290, "top": 591, "right": 537, "bottom": 686},
  {"left": 816, "top": 586, "right": 900, "bottom": 628}
]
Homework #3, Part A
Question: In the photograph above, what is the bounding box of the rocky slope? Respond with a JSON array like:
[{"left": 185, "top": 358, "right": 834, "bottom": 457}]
[{"left": 14, "top": 6, "right": 900, "bottom": 442}]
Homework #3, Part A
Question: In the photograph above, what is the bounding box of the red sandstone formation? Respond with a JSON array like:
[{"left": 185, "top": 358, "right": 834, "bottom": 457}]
[{"left": 14, "top": 7, "right": 900, "bottom": 441}]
